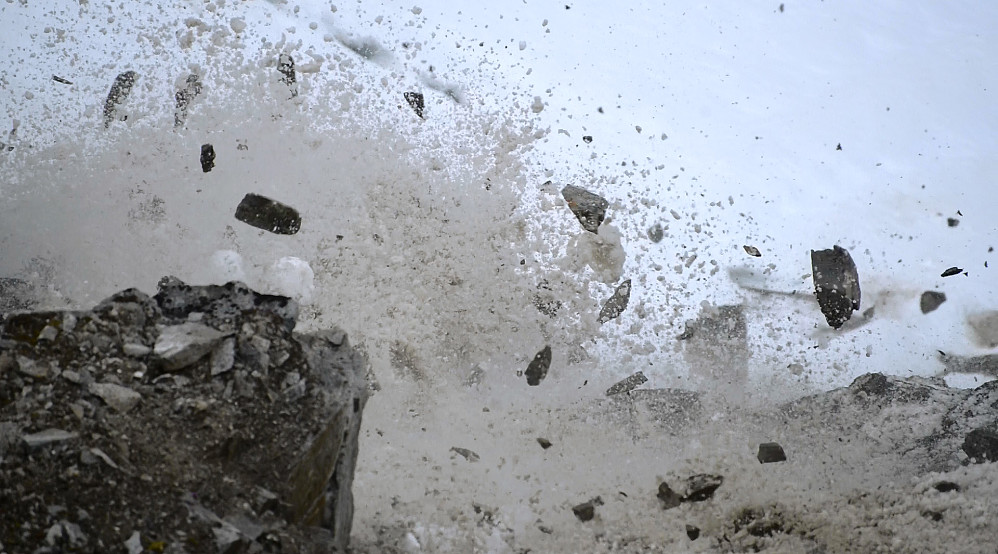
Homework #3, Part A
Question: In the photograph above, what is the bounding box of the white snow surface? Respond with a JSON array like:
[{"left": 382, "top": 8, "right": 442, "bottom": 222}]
[{"left": 1, "top": 1, "right": 997, "bottom": 552}]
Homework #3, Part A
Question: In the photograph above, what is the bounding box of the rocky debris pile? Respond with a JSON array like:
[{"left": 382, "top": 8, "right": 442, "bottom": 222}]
[
  {"left": 0, "top": 277, "right": 368, "bottom": 553},
  {"left": 810, "top": 245, "right": 861, "bottom": 329},
  {"left": 561, "top": 184, "right": 609, "bottom": 234}
]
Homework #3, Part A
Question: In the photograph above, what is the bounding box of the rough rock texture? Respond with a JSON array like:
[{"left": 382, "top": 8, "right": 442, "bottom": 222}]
[
  {"left": 103, "top": 70, "right": 138, "bottom": 128},
  {"left": 810, "top": 245, "right": 861, "bottom": 329},
  {"left": 0, "top": 278, "right": 368, "bottom": 553},
  {"left": 561, "top": 184, "right": 609, "bottom": 234}
]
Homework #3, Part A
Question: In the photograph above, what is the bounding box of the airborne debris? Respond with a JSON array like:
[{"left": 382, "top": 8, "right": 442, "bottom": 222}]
[
  {"left": 103, "top": 70, "right": 138, "bottom": 128},
  {"left": 234, "top": 193, "right": 302, "bottom": 235},
  {"left": 52, "top": 75, "right": 72, "bottom": 85},
  {"left": 648, "top": 223, "right": 664, "bottom": 243},
  {"left": 941, "top": 266, "right": 963, "bottom": 277},
  {"left": 947, "top": 217, "right": 960, "bottom": 227},
  {"left": 174, "top": 73, "right": 203, "bottom": 127},
  {"left": 597, "top": 279, "right": 631, "bottom": 324},
  {"left": 571, "top": 497, "right": 602, "bottom": 522},
  {"left": 536, "top": 438, "right": 552, "bottom": 449},
  {"left": 582, "top": 135, "right": 593, "bottom": 143},
  {"left": 277, "top": 53, "right": 297, "bottom": 97},
  {"left": 920, "top": 291, "right": 946, "bottom": 314},
  {"left": 685, "top": 524, "right": 700, "bottom": 540},
  {"left": 657, "top": 482, "right": 682, "bottom": 510},
  {"left": 450, "top": 447, "right": 480, "bottom": 462},
  {"left": 605, "top": 371, "right": 647, "bottom": 396},
  {"left": 200, "top": 143, "right": 215, "bottom": 172},
  {"left": 743, "top": 245, "right": 762, "bottom": 257},
  {"left": 684, "top": 474, "right": 724, "bottom": 502},
  {"left": 757, "top": 442, "right": 787, "bottom": 463},
  {"left": 403, "top": 91, "right": 424, "bottom": 118},
  {"left": 561, "top": 184, "right": 609, "bottom": 234},
  {"left": 524, "top": 345, "right": 551, "bottom": 386},
  {"left": 810, "top": 245, "right": 861, "bottom": 329}
]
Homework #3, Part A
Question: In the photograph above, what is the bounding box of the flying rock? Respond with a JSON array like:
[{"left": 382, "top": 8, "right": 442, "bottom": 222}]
[
  {"left": 684, "top": 474, "right": 724, "bottom": 502},
  {"left": 605, "top": 371, "right": 647, "bottom": 397},
  {"left": 200, "top": 143, "right": 215, "bottom": 173},
  {"left": 810, "top": 245, "right": 861, "bottom": 329},
  {"left": 757, "top": 442, "right": 787, "bottom": 463},
  {"left": 561, "top": 184, "right": 609, "bottom": 234},
  {"left": 920, "top": 291, "right": 946, "bottom": 314},
  {"left": 743, "top": 245, "right": 762, "bottom": 257},
  {"left": 174, "top": 73, "right": 202, "bottom": 127},
  {"left": 598, "top": 279, "right": 631, "bottom": 324},
  {"left": 234, "top": 193, "right": 302, "bottom": 235},
  {"left": 404, "top": 92, "right": 424, "bottom": 118},
  {"left": 277, "top": 53, "right": 297, "bottom": 97},
  {"left": 941, "top": 266, "right": 963, "bottom": 277},
  {"left": 647, "top": 223, "right": 664, "bottom": 243},
  {"left": 525, "top": 345, "right": 551, "bottom": 386},
  {"left": 103, "top": 70, "right": 138, "bottom": 128}
]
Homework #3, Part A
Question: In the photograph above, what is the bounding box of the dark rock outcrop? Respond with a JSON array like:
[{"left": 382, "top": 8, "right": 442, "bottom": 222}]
[{"left": 0, "top": 278, "right": 368, "bottom": 553}]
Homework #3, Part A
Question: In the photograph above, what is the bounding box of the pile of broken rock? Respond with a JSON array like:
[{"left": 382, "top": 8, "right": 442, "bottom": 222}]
[{"left": 0, "top": 277, "right": 368, "bottom": 553}]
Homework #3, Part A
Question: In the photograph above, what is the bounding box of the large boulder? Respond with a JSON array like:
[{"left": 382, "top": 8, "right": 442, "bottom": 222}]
[{"left": 0, "top": 277, "right": 368, "bottom": 553}]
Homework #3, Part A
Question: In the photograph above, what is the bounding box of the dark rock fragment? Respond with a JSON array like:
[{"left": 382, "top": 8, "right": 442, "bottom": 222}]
[
  {"left": 525, "top": 345, "right": 551, "bottom": 386},
  {"left": 657, "top": 482, "right": 682, "bottom": 510},
  {"left": 404, "top": 91, "right": 424, "bottom": 118},
  {"left": 52, "top": 75, "right": 72, "bottom": 85},
  {"left": 947, "top": 217, "right": 960, "bottom": 227},
  {"left": 920, "top": 291, "right": 946, "bottom": 314},
  {"left": 450, "top": 447, "right": 480, "bottom": 462},
  {"left": 103, "top": 70, "right": 138, "bottom": 128},
  {"left": 757, "top": 442, "right": 787, "bottom": 463},
  {"left": 605, "top": 371, "right": 648, "bottom": 397},
  {"left": 962, "top": 427, "right": 998, "bottom": 463},
  {"left": 234, "top": 193, "right": 302, "bottom": 235},
  {"left": 174, "top": 73, "right": 202, "bottom": 127},
  {"left": 810, "top": 245, "right": 861, "bottom": 329},
  {"left": 684, "top": 474, "right": 723, "bottom": 502},
  {"left": 537, "top": 438, "right": 552, "bottom": 449},
  {"left": 647, "top": 223, "right": 664, "bottom": 243},
  {"left": 200, "top": 143, "right": 215, "bottom": 172},
  {"left": 582, "top": 135, "right": 593, "bottom": 143},
  {"left": 933, "top": 481, "right": 960, "bottom": 493},
  {"left": 571, "top": 497, "right": 602, "bottom": 522},
  {"left": 685, "top": 524, "right": 700, "bottom": 540},
  {"left": 598, "top": 279, "right": 631, "bottom": 324},
  {"left": 743, "top": 245, "right": 762, "bottom": 257},
  {"left": 941, "top": 266, "right": 963, "bottom": 277},
  {"left": 561, "top": 184, "right": 609, "bottom": 234},
  {"left": 278, "top": 53, "right": 297, "bottom": 97}
]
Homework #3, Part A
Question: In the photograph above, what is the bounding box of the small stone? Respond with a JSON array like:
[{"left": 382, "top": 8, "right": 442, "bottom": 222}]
[
  {"left": 38, "top": 325, "right": 59, "bottom": 341},
  {"left": 743, "top": 245, "right": 762, "bottom": 257},
  {"left": 941, "top": 266, "right": 963, "bottom": 277},
  {"left": 404, "top": 91, "right": 424, "bottom": 118},
  {"left": 89, "top": 382, "right": 142, "bottom": 413},
  {"left": 810, "top": 245, "right": 861, "bottom": 329},
  {"left": 525, "top": 345, "right": 552, "bottom": 386},
  {"left": 582, "top": 135, "right": 593, "bottom": 143},
  {"left": 22, "top": 428, "right": 79, "bottom": 449},
  {"left": 278, "top": 53, "right": 297, "bottom": 97},
  {"left": 757, "top": 442, "right": 787, "bottom": 463},
  {"left": 933, "top": 481, "right": 961, "bottom": 493},
  {"left": 947, "top": 217, "right": 959, "bottom": 227},
  {"left": 124, "top": 531, "right": 143, "bottom": 554},
  {"left": 450, "top": 447, "right": 480, "bottom": 462},
  {"left": 174, "top": 73, "right": 202, "bottom": 127},
  {"left": 17, "top": 355, "right": 49, "bottom": 379},
  {"left": 561, "top": 184, "right": 609, "bottom": 234},
  {"left": 597, "top": 279, "right": 631, "bottom": 324},
  {"left": 605, "top": 371, "right": 648, "bottom": 396},
  {"left": 103, "top": 70, "right": 138, "bottom": 128},
  {"left": 920, "top": 291, "right": 947, "bottom": 314},
  {"left": 234, "top": 193, "right": 302, "bottom": 235},
  {"left": 154, "top": 322, "right": 231, "bottom": 371},
  {"left": 122, "top": 343, "right": 152, "bottom": 357},
  {"left": 647, "top": 223, "right": 664, "bottom": 243},
  {"left": 210, "top": 337, "right": 236, "bottom": 376},
  {"left": 684, "top": 474, "right": 723, "bottom": 502},
  {"left": 572, "top": 501, "right": 596, "bottom": 522},
  {"left": 962, "top": 427, "right": 998, "bottom": 463},
  {"left": 657, "top": 482, "right": 682, "bottom": 510},
  {"left": 537, "top": 438, "right": 552, "bottom": 449},
  {"left": 200, "top": 143, "right": 215, "bottom": 172},
  {"left": 685, "top": 524, "right": 700, "bottom": 540}
]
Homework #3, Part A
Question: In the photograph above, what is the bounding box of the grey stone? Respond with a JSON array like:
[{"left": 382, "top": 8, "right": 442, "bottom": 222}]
[
  {"left": 103, "top": 70, "right": 138, "bottom": 128},
  {"left": 920, "top": 291, "right": 946, "bottom": 314},
  {"left": 810, "top": 245, "right": 861, "bottom": 329},
  {"left": 88, "top": 382, "right": 142, "bottom": 413},
  {"left": 278, "top": 53, "right": 298, "bottom": 97},
  {"left": 605, "top": 371, "right": 648, "bottom": 396},
  {"left": 234, "top": 193, "right": 302, "bottom": 235},
  {"left": 404, "top": 91, "right": 424, "bottom": 118},
  {"left": 757, "top": 442, "right": 787, "bottom": 463},
  {"left": 450, "top": 447, "right": 480, "bottom": 462},
  {"left": 684, "top": 474, "right": 724, "bottom": 502},
  {"left": 597, "top": 279, "right": 631, "bottom": 324},
  {"left": 211, "top": 337, "right": 236, "bottom": 376},
  {"left": 657, "top": 482, "right": 682, "bottom": 510},
  {"left": 561, "top": 184, "right": 609, "bottom": 234},
  {"left": 174, "top": 73, "right": 202, "bottom": 127},
  {"left": 647, "top": 223, "right": 664, "bottom": 243},
  {"left": 16, "top": 355, "right": 48, "bottom": 379},
  {"left": 22, "top": 428, "right": 79, "bottom": 449},
  {"left": 154, "top": 322, "right": 231, "bottom": 371},
  {"left": 122, "top": 342, "right": 151, "bottom": 357},
  {"left": 525, "top": 345, "right": 552, "bottom": 386}
]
